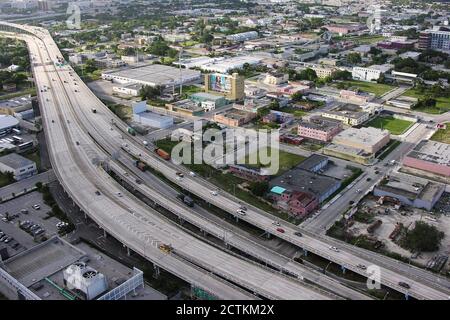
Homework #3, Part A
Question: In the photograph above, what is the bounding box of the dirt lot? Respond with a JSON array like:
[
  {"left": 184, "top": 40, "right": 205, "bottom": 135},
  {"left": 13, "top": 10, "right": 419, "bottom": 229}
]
[{"left": 348, "top": 195, "right": 450, "bottom": 271}]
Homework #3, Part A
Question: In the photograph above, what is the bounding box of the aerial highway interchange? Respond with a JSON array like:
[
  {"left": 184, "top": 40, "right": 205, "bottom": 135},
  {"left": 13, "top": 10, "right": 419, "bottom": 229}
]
[{"left": 0, "top": 21, "right": 449, "bottom": 301}]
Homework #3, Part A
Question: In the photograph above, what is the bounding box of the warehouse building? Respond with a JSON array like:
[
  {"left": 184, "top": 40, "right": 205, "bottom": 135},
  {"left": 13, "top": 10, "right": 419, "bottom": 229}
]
[
  {"left": 0, "top": 153, "right": 37, "bottom": 181},
  {"left": 102, "top": 64, "right": 201, "bottom": 88},
  {"left": 332, "top": 127, "right": 390, "bottom": 154},
  {"left": 132, "top": 101, "right": 173, "bottom": 129},
  {"left": 324, "top": 127, "right": 390, "bottom": 165},
  {"left": 0, "top": 115, "right": 19, "bottom": 134},
  {"left": 403, "top": 140, "right": 450, "bottom": 177},
  {"left": 270, "top": 167, "right": 341, "bottom": 204},
  {"left": 374, "top": 172, "right": 445, "bottom": 211},
  {"left": 0, "top": 96, "right": 33, "bottom": 116}
]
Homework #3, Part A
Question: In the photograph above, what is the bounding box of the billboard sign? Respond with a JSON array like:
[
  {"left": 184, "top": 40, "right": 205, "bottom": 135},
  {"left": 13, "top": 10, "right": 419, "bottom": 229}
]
[{"left": 209, "top": 74, "right": 232, "bottom": 93}]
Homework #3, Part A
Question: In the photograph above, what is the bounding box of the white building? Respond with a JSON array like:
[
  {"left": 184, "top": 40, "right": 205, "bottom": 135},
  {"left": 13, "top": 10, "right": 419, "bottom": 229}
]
[
  {"left": 352, "top": 64, "right": 392, "bottom": 82},
  {"left": 0, "top": 153, "right": 37, "bottom": 181},
  {"left": 226, "top": 31, "right": 259, "bottom": 42},
  {"left": 132, "top": 101, "right": 173, "bottom": 129},
  {"left": 112, "top": 83, "right": 142, "bottom": 97}
]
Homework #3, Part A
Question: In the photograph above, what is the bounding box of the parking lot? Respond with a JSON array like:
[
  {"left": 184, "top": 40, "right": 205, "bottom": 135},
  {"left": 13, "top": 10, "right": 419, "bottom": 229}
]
[{"left": 0, "top": 192, "right": 64, "bottom": 258}]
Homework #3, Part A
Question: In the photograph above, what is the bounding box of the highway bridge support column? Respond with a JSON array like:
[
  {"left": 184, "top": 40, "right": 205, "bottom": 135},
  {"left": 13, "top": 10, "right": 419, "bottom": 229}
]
[
  {"left": 303, "top": 249, "right": 308, "bottom": 257},
  {"left": 153, "top": 265, "right": 160, "bottom": 279},
  {"left": 341, "top": 265, "right": 346, "bottom": 274}
]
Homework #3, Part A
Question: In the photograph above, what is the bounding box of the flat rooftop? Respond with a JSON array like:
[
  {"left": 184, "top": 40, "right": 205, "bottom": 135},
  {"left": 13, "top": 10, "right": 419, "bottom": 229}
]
[
  {"left": 103, "top": 64, "right": 201, "bottom": 85},
  {"left": 299, "top": 116, "right": 341, "bottom": 132},
  {"left": 217, "top": 108, "right": 253, "bottom": 120},
  {"left": 377, "top": 172, "right": 445, "bottom": 203},
  {"left": 270, "top": 168, "right": 340, "bottom": 199},
  {"left": 0, "top": 153, "right": 35, "bottom": 170},
  {"left": 297, "top": 154, "right": 328, "bottom": 172},
  {"left": 333, "top": 127, "right": 390, "bottom": 146},
  {"left": 406, "top": 140, "right": 450, "bottom": 166},
  {"left": 3, "top": 237, "right": 86, "bottom": 287}
]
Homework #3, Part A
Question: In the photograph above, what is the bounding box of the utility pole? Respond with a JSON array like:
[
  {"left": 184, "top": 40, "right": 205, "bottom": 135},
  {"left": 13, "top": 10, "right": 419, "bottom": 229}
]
[{"left": 178, "top": 51, "right": 183, "bottom": 96}]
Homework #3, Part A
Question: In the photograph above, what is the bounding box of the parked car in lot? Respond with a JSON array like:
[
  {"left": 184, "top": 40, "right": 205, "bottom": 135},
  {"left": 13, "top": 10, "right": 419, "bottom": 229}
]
[{"left": 33, "top": 204, "right": 41, "bottom": 210}]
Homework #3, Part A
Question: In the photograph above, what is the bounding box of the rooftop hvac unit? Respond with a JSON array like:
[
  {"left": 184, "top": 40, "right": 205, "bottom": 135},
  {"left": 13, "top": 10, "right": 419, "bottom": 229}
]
[{"left": 63, "top": 264, "right": 108, "bottom": 300}]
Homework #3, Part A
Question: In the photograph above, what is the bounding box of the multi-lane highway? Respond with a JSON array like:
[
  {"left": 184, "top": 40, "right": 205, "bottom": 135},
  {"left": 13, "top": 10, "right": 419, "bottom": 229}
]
[
  {"left": 2, "top": 21, "right": 450, "bottom": 300},
  {"left": 0, "top": 22, "right": 348, "bottom": 300}
]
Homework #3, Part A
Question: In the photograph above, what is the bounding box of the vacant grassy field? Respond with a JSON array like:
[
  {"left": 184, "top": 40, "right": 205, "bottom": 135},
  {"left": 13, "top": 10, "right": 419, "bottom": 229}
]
[
  {"left": 242, "top": 147, "right": 305, "bottom": 175},
  {"left": 403, "top": 89, "right": 450, "bottom": 114},
  {"left": 366, "top": 116, "right": 414, "bottom": 135},
  {"left": 280, "top": 107, "right": 308, "bottom": 118},
  {"left": 342, "top": 80, "right": 395, "bottom": 97},
  {"left": 430, "top": 124, "right": 450, "bottom": 144}
]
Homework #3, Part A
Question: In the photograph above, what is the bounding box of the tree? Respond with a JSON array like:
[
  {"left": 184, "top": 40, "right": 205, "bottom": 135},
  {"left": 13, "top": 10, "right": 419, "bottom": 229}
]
[
  {"left": 331, "top": 70, "right": 352, "bottom": 81},
  {"left": 297, "top": 68, "right": 317, "bottom": 81},
  {"left": 291, "top": 92, "right": 303, "bottom": 102},
  {"left": 402, "top": 221, "right": 444, "bottom": 252},
  {"left": 346, "top": 52, "right": 362, "bottom": 65},
  {"left": 140, "top": 85, "right": 162, "bottom": 101},
  {"left": 249, "top": 181, "right": 269, "bottom": 197}
]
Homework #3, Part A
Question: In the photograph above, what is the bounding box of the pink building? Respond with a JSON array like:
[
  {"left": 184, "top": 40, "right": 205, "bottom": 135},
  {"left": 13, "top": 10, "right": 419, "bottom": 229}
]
[
  {"left": 403, "top": 140, "right": 450, "bottom": 177},
  {"left": 298, "top": 116, "right": 342, "bottom": 142},
  {"left": 271, "top": 190, "right": 318, "bottom": 217}
]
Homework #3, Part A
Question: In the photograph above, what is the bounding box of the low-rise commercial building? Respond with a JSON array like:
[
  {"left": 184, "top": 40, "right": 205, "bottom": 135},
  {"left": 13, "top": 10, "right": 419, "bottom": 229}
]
[
  {"left": 0, "top": 115, "right": 19, "bottom": 133},
  {"left": 102, "top": 64, "right": 201, "bottom": 88},
  {"left": 213, "top": 108, "right": 257, "bottom": 127},
  {"left": 263, "top": 73, "right": 289, "bottom": 85},
  {"left": 403, "top": 140, "right": 450, "bottom": 177},
  {"left": 321, "top": 104, "right": 370, "bottom": 126},
  {"left": 332, "top": 127, "right": 390, "bottom": 154},
  {"left": 228, "top": 164, "right": 270, "bottom": 182},
  {"left": 352, "top": 64, "right": 392, "bottom": 82},
  {"left": 270, "top": 167, "right": 341, "bottom": 204},
  {"left": 0, "top": 153, "right": 37, "bottom": 181},
  {"left": 297, "top": 116, "right": 342, "bottom": 142},
  {"left": 189, "top": 92, "right": 228, "bottom": 112},
  {"left": 0, "top": 96, "right": 32, "bottom": 116},
  {"left": 374, "top": 172, "right": 445, "bottom": 211},
  {"left": 132, "top": 101, "right": 173, "bottom": 129}
]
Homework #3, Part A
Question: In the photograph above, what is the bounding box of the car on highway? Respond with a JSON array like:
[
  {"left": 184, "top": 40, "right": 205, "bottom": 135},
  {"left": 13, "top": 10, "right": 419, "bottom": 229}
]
[
  {"left": 294, "top": 232, "right": 303, "bottom": 237},
  {"left": 189, "top": 171, "right": 196, "bottom": 177},
  {"left": 398, "top": 282, "right": 410, "bottom": 289},
  {"left": 272, "top": 221, "right": 280, "bottom": 226},
  {"left": 357, "top": 264, "right": 367, "bottom": 270},
  {"left": 95, "top": 190, "right": 101, "bottom": 196},
  {"left": 239, "top": 206, "right": 247, "bottom": 211},
  {"left": 366, "top": 177, "right": 372, "bottom": 182},
  {"left": 349, "top": 200, "right": 355, "bottom": 205},
  {"left": 236, "top": 209, "right": 246, "bottom": 216},
  {"left": 276, "top": 228, "right": 285, "bottom": 233},
  {"left": 176, "top": 172, "right": 184, "bottom": 178},
  {"left": 116, "top": 192, "right": 123, "bottom": 197},
  {"left": 210, "top": 190, "right": 218, "bottom": 196},
  {"left": 356, "top": 189, "right": 362, "bottom": 193},
  {"left": 329, "top": 246, "right": 340, "bottom": 252}
]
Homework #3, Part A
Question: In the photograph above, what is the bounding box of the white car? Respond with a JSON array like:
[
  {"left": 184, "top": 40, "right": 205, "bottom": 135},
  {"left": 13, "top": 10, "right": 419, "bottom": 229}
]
[
  {"left": 33, "top": 205, "right": 41, "bottom": 210},
  {"left": 210, "top": 191, "right": 218, "bottom": 196},
  {"left": 272, "top": 221, "right": 281, "bottom": 226},
  {"left": 329, "top": 246, "right": 340, "bottom": 252},
  {"left": 236, "top": 209, "right": 246, "bottom": 216},
  {"left": 189, "top": 171, "right": 196, "bottom": 177}
]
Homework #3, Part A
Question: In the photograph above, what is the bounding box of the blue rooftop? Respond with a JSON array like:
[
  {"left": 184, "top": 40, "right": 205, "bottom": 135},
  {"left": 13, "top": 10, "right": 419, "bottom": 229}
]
[{"left": 270, "top": 186, "right": 286, "bottom": 195}]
